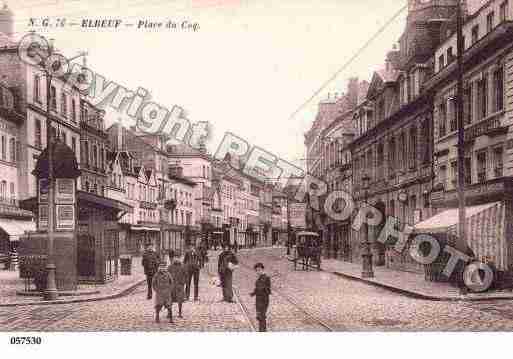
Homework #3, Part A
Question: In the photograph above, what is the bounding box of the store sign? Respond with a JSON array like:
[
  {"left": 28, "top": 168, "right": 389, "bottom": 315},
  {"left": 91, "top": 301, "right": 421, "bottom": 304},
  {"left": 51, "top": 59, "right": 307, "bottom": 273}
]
[
  {"left": 56, "top": 205, "right": 75, "bottom": 230},
  {"left": 56, "top": 179, "right": 75, "bottom": 204},
  {"left": 38, "top": 205, "right": 48, "bottom": 230},
  {"left": 38, "top": 179, "right": 49, "bottom": 204},
  {"left": 290, "top": 203, "right": 307, "bottom": 228}
]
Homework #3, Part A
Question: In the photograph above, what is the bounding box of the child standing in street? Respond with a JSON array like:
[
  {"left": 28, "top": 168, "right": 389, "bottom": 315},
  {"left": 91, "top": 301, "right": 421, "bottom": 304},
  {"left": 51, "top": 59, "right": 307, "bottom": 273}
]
[
  {"left": 250, "top": 262, "right": 271, "bottom": 332},
  {"left": 152, "top": 261, "right": 174, "bottom": 323}
]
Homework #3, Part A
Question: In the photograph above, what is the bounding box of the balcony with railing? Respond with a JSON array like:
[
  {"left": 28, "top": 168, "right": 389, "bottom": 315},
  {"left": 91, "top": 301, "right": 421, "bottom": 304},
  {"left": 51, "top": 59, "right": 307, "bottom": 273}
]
[{"left": 464, "top": 113, "right": 507, "bottom": 143}]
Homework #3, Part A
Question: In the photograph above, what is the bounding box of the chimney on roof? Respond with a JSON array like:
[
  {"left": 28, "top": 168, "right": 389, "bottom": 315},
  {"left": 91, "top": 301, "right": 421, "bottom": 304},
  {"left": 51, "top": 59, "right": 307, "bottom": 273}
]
[
  {"left": 347, "top": 77, "right": 359, "bottom": 108},
  {"left": 117, "top": 120, "right": 124, "bottom": 151}
]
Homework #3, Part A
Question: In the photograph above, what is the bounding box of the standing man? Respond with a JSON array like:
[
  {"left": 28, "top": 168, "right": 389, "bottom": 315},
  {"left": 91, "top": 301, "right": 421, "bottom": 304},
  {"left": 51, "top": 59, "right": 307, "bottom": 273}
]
[
  {"left": 218, "top": 245, "right": 238, "bottom": 302},
  {"left": 250, "top": 262, "right": 271, "bottom": 332},
  {"left": 183, "top": 244, "right": 201, "bottom": 301},
  {"left": 142, "top": 243, "right": 160, "bottom": 300}
]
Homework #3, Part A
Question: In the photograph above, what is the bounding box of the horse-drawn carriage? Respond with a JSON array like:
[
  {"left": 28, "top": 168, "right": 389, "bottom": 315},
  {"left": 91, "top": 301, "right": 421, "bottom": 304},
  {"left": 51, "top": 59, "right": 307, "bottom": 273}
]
[{"left": 293, "top": 231, "right": 322, "bottom": 271}]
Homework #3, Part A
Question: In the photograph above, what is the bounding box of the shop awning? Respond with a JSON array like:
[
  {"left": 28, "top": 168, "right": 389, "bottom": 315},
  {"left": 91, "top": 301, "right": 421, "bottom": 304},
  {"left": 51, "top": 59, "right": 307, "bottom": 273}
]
[
  {"left": 0, "top": 219, "right": 36, "bottom": 241},
  {"left": 413, "top": 202, "right": 500, "bottom": 234}
]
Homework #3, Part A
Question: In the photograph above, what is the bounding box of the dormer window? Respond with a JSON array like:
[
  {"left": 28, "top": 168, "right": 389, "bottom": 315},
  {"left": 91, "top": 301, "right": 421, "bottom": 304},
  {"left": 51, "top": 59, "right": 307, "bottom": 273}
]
[
  {"left": 447, "top": 47, "right": 454, "bottom": 65},
  {"left": 487, "top": 12, "right": 495, "bottom": 33},
  {"left": 471, "top": 25, "right": 479, "bottom": 45},
  {"left": 439, "top": 54, "right": 445, "bottom": 71}
]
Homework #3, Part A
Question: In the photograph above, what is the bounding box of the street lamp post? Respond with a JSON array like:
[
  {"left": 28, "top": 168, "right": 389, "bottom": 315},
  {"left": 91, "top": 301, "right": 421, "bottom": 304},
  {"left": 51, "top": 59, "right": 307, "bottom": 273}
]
[
  {"left": 41, "top": 46, "right": 87, "bottom": 300},
  {"left": 43, "top": 66, "right": 58, "bottom": 301},
  {"left": 361, "top": 173, "right": 374, "bottom": 278}
]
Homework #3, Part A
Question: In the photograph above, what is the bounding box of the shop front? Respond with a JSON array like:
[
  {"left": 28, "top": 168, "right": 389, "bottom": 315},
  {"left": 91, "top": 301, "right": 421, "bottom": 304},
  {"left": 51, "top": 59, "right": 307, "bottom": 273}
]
[
  {"left": 0, "top": 212, "right": 36, "bottom": 270},
  {"left": 415, "top": 177, "right": 513, "bottom": 288}
]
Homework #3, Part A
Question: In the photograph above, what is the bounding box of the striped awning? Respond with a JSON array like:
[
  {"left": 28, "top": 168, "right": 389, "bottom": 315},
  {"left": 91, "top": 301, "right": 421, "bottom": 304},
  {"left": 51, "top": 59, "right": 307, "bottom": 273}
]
[
  {"left": 413, "top": 202, "right": 500, "bottom": 234},
  {"left": 0, "top": 219, "right": 36, "bottom": 241}
]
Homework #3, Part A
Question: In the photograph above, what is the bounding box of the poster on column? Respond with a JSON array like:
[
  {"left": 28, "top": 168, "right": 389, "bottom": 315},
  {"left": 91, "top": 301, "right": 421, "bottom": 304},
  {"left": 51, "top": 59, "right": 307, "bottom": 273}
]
[
  {"left": 38, "top": 179, "right": 49, "bottom": 204},
  {"left": 56, "top": 204, "right": 75, "bottom": 230},
  {"left": 56, "top": 178, "right": 75, "bottom": 204},
  {"left": 38, "top": 204, "right": 48, "bottom": 230}
]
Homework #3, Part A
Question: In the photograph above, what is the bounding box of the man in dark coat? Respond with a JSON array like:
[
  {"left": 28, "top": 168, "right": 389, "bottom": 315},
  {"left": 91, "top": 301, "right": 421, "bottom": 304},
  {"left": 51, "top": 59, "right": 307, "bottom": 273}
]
[
  {"left": 218, "top": 245, "right": 238, "bottom": 302},
  {"left": 250, "top": 262, "right": 271, "bottom": 332},
  {"left": 142, "top": 243, "right": 160, "bottom": 300},
  {"left": 168, "top": 250, "right": 187, "bottom": 318},
  {"left": 183, "top": 244, "right": 201, "bottom": 301}
]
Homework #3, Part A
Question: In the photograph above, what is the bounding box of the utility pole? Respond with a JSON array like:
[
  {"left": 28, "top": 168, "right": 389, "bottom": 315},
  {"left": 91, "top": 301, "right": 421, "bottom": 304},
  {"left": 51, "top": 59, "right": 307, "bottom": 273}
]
[{"left": 456, "top": 0, "right": 467, "bottom": 278}]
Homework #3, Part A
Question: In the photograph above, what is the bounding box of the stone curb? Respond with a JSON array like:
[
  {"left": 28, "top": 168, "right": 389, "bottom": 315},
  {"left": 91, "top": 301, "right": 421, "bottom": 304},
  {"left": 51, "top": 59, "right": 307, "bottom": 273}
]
[
  {"left": 284, "top": 256, "right": 513, "bottom": 302},
  {"left": 0, "top": 277, "right": 146, "bottom": 308}
]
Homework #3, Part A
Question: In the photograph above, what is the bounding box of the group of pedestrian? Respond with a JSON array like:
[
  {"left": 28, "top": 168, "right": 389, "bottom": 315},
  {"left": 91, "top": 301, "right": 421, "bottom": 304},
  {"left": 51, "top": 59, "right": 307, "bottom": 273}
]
[
  {"left": 142, "top": 243, "right": 202, "bottom": 323},
  {"left": 142, "top": 241, "right": 272, "bottom": 331}
]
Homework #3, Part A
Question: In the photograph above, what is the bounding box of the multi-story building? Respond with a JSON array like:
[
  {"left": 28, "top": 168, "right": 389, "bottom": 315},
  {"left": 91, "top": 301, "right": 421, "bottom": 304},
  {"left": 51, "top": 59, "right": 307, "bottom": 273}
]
[
  {"left": 0, "top": 81, "right": 35, "bottom": 267},
  {"left": 423, "top": 0, "right": 513, "bottom": 282},
  {"left": 304, "top": 79, "right": 363, "bottom": 258},
  {"left": 166, "top": 142, "right": 212, "bottom": 238},
  {"left": 79, "top": 99, "right": 108, "bottom": 196},
  {"left": 106, "top": 150, "right": 139, "bottom": 255},
  {"left": 0, "top": 34, "right": 83, "bottom": 200},
  {"left": 321, "top": 97, "right": 360, "bottom": 260},
  {"left": 350, "top": 0, "right": 460, "bottom": 272}
]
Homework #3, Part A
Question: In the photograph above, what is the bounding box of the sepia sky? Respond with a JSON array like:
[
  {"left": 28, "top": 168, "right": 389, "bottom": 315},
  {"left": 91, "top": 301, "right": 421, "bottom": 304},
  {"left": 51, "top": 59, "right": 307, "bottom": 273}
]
[{"left": 7, "top": 0, "right": 487, "bottom": 168}]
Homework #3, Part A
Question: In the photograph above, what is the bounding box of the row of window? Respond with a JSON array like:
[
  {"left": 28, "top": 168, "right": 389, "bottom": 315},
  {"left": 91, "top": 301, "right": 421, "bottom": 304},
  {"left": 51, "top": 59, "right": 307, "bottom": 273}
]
[
  {"left": 82, "top": 140, "right": 106, "bottom": 171},
  {"left": 437, "top": 66, "right": 504, "bottom": 138},
  {"left": 139, "top": 209, "right": 158, "bottom": 223},
  {"left": 0, "top": 135, "right": 17, "bottom": 163},
  {"left": 169, "top": 209, "right": 192, "bottom": 226},
  {"left": 33, "top": 75, "right": 78, "bottom": 123},
  {"left": 437, "top": 145, "right": 504, "bottom": 188},
  {"left": 34, "top": 119, "right": 79, "bottom": 160},
  {"left": 222, "top": 183, "right": 235, "bottom": 200},
  {"left": 438, "top": 1, "right": 509, "bottom": 72},
  {"left": 354, "top": 122, "right": 431, "bottom": 184},
  {"left": 84, "top": 180, "right": 105, "bottom": 197},
  {"left": 0, "top": 180, "right": 16, "bottom": 205}
]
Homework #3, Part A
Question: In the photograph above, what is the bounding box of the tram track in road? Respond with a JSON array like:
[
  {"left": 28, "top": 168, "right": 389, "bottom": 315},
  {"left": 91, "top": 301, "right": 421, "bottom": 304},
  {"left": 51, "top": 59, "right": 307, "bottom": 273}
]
[
  {"left": 203, "top": 256, "right": 256, "bottom": 331},
  {"left": 235, "top": 260, "right": 334, "bottom": 331}
]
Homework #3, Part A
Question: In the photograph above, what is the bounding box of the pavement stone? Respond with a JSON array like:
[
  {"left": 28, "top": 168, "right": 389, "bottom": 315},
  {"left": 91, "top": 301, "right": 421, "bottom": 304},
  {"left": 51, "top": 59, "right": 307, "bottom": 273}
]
[
  {"left": 0, "top": 256, "right": 146, "bottom": 306},
  {"left": 3, "top": 248, "right": 513, "bottom": 331},
  {"left": 287, "top": 254, "right": 513, "bottom": 301}
]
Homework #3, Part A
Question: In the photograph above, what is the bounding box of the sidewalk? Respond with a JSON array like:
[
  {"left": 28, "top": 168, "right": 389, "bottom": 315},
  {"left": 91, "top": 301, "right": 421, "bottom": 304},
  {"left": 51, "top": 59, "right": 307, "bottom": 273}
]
[
  {"left": 291, "top": 255, "right": 513, "bottom": 301},
  {"left": 0, "top": 256, "right": 146, "bottom": 307}
]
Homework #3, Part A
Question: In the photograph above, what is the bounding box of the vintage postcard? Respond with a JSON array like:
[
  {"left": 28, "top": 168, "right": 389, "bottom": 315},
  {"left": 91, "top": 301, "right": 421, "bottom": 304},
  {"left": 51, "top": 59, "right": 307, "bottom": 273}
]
[{"left": 0, "top": 0, "right": 512, "bottom": 355}]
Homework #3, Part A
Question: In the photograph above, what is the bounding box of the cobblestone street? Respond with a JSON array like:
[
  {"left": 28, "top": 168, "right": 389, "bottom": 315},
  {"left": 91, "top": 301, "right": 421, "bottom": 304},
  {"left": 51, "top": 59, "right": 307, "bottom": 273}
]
[{"left": 3, "top": 248, "right": 513, "bottom": 331}]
